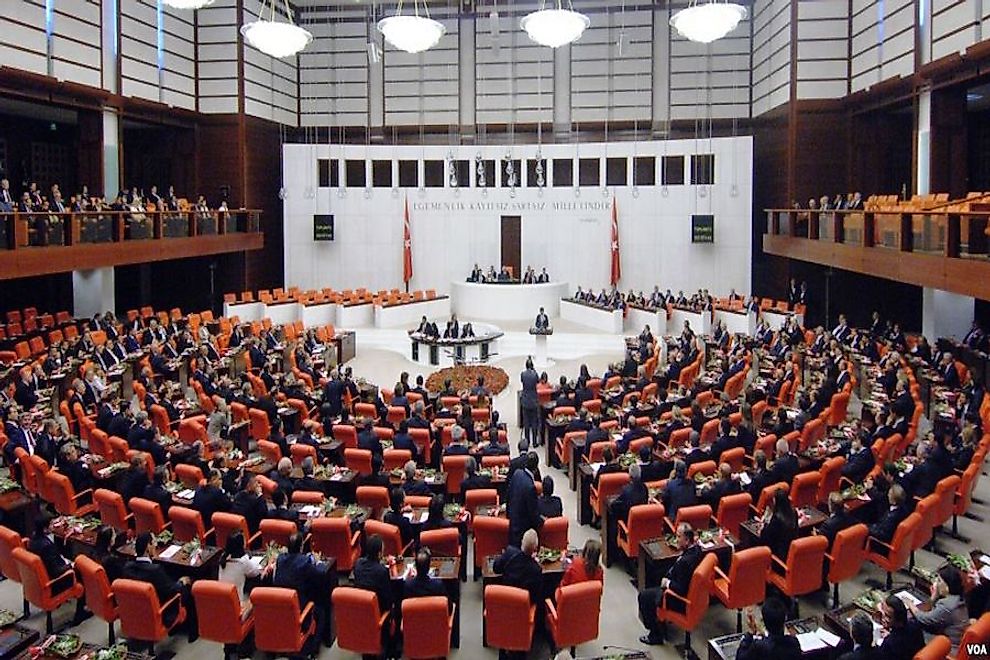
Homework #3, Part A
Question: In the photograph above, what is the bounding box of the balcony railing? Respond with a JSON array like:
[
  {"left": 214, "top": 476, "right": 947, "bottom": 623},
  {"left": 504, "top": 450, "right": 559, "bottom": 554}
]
[
  {"left": 0, "top": 208, "right": 262, "bottom": 250},
  {"left": 764, "top": 207, "right": 990, "bottom": 259}
]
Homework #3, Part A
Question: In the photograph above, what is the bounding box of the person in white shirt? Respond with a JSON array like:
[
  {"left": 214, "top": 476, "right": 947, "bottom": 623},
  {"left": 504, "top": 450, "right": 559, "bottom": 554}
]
[{"left": 218, "top": 531, "right": 262, "bottom": 607}]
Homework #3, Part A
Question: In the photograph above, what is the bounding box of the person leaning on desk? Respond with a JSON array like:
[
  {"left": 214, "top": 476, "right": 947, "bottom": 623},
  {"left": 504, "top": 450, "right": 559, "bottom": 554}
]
[{"left": 734, "top": 597, "right": 801, "bottom": 659}]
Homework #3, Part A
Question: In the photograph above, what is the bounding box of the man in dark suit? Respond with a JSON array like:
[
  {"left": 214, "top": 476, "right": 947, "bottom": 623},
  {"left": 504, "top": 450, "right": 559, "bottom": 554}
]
[
  {"left": 838, "top": 612, "right": 878, "bottom": 660},
  {"left": 734, "top": 597, "right": 802, "bottom": 659},
  {"left": 293, "top": 458, "right": 325, "bottom": 493},
  {"left": 868, "top": 484, "right": 910, "bottom": 549},
  {"left": 878, "top": 595, "right": 925, "bottom": 658},
  {"left": 13, "top": 370, "right": 39, "bottom": 409},
  {"left": 127, "top": 411, "right": 167, "bottom": 467},
  {"left": 192, "top": 469, "right": 232, "bottom": 528},
  {"left": 617, "top": 417, "right": 649, "bottom": 455},
  {"left": 358, "top": 421, "right": 384, "bottom": 458},
  {"left": 400, "top": 460, "right": 432, "bottom": 496},
  {"left": 660, "top": 461, "right": 697, "bottom": 521},
  {"left": 842, "top": 436, "right": 876, "bottom": 483},
  {"left": 391, "top": 420, "right": 419, "bottom": 463},
  {"left": 26, "top": 515, "right": 92, "bottom": 623},
  {"left": 769, "top": 438, "right": 799, "bottom": 485},
  {"left": 818, "top": 492, "right": 856, "bottom": 549},
  {"left": 534, "top": 307, "right": 550, "bottom": 330},
  {"left": 460, "top": 457, "right": 492, "bottom": 496},
  {"left": 352, "top": 534, "right": 394, "bottom": 616},
  {"left": 610, "top": 464, "right": 648, "bottom": 525},
  {"left": 322, "top": 370, "right": 345, "bottom": 418},
  {"left": 403, "top": 547, "right": 447, "bottom": 602},
  {"left": 273, "top": 532, "right": 334, "bottom": 650},
  {"left": 232, "top": 475, "right": 268, "bottom": 534},
  {"left": 506, "top": 452, "right": 543, "bottom": 548},
  {"left": 58, "top": 444, "right": 93, "bottom": 495},
  {"left": 492, "top": 529, "right": 543, "bottom": 605},
  {"left": 702, "top": 463, "right": 741, "bottom": 509},
  {"left": 520, "top": 359, "right": 540, "bottom": 447},
  {"left": 638, "top": 523, "right": 703, "bottom": 645},
  {"left": 682, "top": 431, "right": 709, "bottom": 468},
  {"left": 121, "top": 532, "right": 195, "bottom": 635},
  {"left": 142, "top": 466, "right": 174, "bottom": 518}
]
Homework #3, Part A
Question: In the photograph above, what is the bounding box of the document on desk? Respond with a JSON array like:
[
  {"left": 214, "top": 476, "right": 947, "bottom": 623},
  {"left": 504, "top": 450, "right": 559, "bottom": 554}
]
[
  {"left": 894, "top": 590, "right": 923, "bottom": 608},
  {"left": 797, "top": 632, "right": 827, "bottom": 652},
  {"left": 158, "top": 544, "right": 181, "bottom": 560}
]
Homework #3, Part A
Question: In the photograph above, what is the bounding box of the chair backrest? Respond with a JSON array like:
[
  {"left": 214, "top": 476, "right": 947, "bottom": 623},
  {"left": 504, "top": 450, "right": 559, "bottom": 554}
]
[
  {"left": 934, "top": 475, "right": 960, "bottom": 526},
  {"left": 212, "top": 512, "right": 251, "bottom": 549},
  {"left": 464, "top": 488, "right": 499, "bottom": 518},
  {"left": 191, "top": 580, "right": 249, "bottom": 645},
  {"left": 94, "top": 488, "right": 130, "bottom": 532},
  {"left": 442, "top": 455, "right": 470, "bottom": 495},
  {"left": 817, "top": 456, "right": 846, "bottom": 504},
  {"left": 913, "top": 635, "right": 951, "bottom": 660},
  {"left": 957, "top": 612, "right": 990, "bottom": 660},
  {"left": 551, "top": 581, "right": 604, "bottom": 648},
  {"left": 169, "top": 506, "right": 208, "bottom": 542},
  {"left": 715, "top": 493, "right": 752, "bottom": 538},
  {"left": 595, "top": 472, "right": 630, "bottom": 502},
  {"left": 13, "top": 547, "right": 56, "bottom": 607},
  {"left": 886, "top": 512, "right": 922, "bottom": 570},
  {"left": 723, "top": 546, "right": 772, "bottom": 609},
  {"left": 828, "top": 523, "right": 868, "bottom": 583},
  {"left": 383, "top": 449, "right": 412, "bottom": 472},
  {"left": 721, "top": 447, "right": 746, "bottom": 473},
  {"left": 687, "top": 460, "right": 717, "bottom": 479},
  {"left": 484, "top": 585, "right": 535, "bottom": 651},
  {"left": 419, "top": 528, "right": 460, "bottom": 557},
  {"left": 0, "top": 526, "right": 25, "bottom": 583},
  {"left": 624, "top": 504, "right": 665, "bottom": 552},
  {"left": 674, "top": 504, "right": 713, "bottom": 532},
  {"left": 364, "top": 520, "right": 405, "bottom": 557},
  {"left": 402, "top": 596, "right": 452, "bottom": 659},
  {"left": 539, "top": 517, "right": 569, "bottom": 550},
  {"left": 130, "top": 497, "right": 168, "bottom": 534},
  {"left": 45, "top": 471, "right": 81, "bottom": 517},
  {"left": 260, "top": 519, "right": 296, "bottom": 547},
  {"left": 955, "top": 463, "right": 979, "bottom": 516},
  {"left": 755, "top": 482, "right": 789, "bottom": 515},
  {"left": 249, "top": 409, "right": 271, "bottom": 442},
  {"left": 250, "top": 587, "right": 309, "bottom": 654},
  {"left": 356, "top": 486, "right": 390, "bottom": 519},
  {"left": 681, "top": 553, "right": 718, "bottom": 628},
  {"left": 310, "top": 517, "right": 358, "bottom": 572},
  {"left": 790, "top": 470, "right": 821, "bottom": 508},
  {"left": 912, "top": 495, "right": 939, "bottom": 551},
  {"left": 344, "top": 448, "right": 373, "bottom": 476},
  {"left": 333, "top": 586, "right": 386, "bottom": 655},
  {"left": 473, "top": 517, "right": 510, "bottom": 568},
  {"left": 175, "top": 463, "right": 205, "bottom": 489},
  {"left": 75, "top": 555, "right": 117, "bottom": 624},
  {"left": 112, "top": 579, "right": 170, "bottom": 642},
  {"left": 782, "top": 535, "right": 828, "bottom": 596}
]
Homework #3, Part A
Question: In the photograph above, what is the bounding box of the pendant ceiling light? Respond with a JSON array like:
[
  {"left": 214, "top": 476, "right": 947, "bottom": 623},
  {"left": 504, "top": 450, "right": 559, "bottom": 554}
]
[
  {"left": 378, "top": 0, "right": 446, "bottom": 54},
  {"left": 670, "top": 0, "right": 746, "bottom": 44},
  {"left": 520, "top": 0, "right": 589, "bottom": 48},
  {"left": 163, "top": 0, "right": 215, "bottom": 9},
  {"left": 241, "top": 0, "right": 313, "bottom": 58}
]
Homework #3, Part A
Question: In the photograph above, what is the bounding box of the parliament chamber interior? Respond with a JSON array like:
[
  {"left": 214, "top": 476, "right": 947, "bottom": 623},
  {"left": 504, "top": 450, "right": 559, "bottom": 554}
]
[{"left": 3, "top": 0, "right": 990, "bottom": 658}]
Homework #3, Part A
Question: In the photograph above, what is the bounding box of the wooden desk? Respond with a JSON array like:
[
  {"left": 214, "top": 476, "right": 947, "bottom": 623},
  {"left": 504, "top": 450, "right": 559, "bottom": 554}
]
[
  {"left": 740, "top": 506, "right": 828, "bottom": 547},
  {"left": 118, "top": 540, "right": 223, "bottom": 579},
  {"left": 635, "top": 532, "right": 739, "bottom": 591},
  {"left": 707, "top": 616, "right": 837, "bottom": 660}
]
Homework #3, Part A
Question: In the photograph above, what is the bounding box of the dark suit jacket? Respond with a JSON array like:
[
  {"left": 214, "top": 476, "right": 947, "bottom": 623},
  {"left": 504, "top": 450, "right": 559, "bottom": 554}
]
[
  {"left": 142, "top": 482, "right": 173, "bottom": 517},
  {"left": 28, "top": 534, "right": 71, "bottom": 581},
  {"left": 460, "top": 474, "right": 492, "bottom": 496},
  {"left": 537, "top": 495, "right": 563, "bottom": 519},
  {"left": 703, "top": 478, "right": 741, "bottom": 509},
  {"left": 192, "top": 485, "right": 231, "bottom": 527},
  {"left": 493, "top": 546, "right": 543, "bottom": 604},
  {"left": 769, "top": 454, "right": 799, "bottom": 485},
  {"left": 274, "top": 552, "right": 330, "bottom": 608},
  {"left": 610, "top": 481, "right": 648, "bottom": 523},
  {"left": 404, "top": 574, "right": 446, "bottom": 600},
  {"left": 506, "top": 469, "right": 542, "bottom": 544},
  {"left": 818, "top": 509, "right": 855, "bottom": 548},
  {"left": 869, "top": 504, "right": 910, "bottom": 544},
  {"left": 665, "top": 543, "right": 702, "bottom": 597},
  {"left": 877, "top": 622, "right": 925, "bottom": 659},
  {"left": 403, "top": 478, "right": 432, "bottom": 496},
  {"left": 352, "top": 556, "right": 393, "bottom": 612},
  {"left": 836, "top": 647, "right": 879, "bottom": 660},
  {"left": 661, "top": 477, "right": 698, "bottom": 520},
  {"left": 735, "top": 632, "right": 803, "bottom": 660},
  {"left": 842, "top": 448, "right": 876, "bottom": 483},
  {"left": 233, "top": 491, "right": 269, "bottom": 534},
  {"left": 383, "top": 509, "right": 416, "bottom": 547}
]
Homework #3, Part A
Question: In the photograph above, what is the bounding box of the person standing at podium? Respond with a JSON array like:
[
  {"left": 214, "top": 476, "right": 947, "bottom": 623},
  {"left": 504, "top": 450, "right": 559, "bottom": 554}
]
[
  {"left": 534, "top": 307, "right": 550, "bottom": 330},
  {"left": 520, "top": 358, "right": 540, "bottom": 448}
]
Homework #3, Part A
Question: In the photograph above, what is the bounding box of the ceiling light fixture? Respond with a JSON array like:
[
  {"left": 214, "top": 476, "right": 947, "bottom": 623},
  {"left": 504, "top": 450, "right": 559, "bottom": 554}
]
[
  {"left": 163, "top": 0, "right": 215, "bottom": 9},
  {"left": 240, "top": 0, "right": 313, "bottom": 58},
  {"left": 378, "top": 0, "right": 446, "bottom": 54},
  {"left": 520, "top": 0, "right": 589, "bottom": 48},
  {"left": 670, "top": 0, "right": 746, "bottom": 44}
]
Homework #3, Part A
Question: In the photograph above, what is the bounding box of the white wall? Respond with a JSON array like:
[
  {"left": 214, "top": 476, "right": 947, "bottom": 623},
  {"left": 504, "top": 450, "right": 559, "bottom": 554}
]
[{"left": 283, "top": 138, "right": 753, "bottom": 299}]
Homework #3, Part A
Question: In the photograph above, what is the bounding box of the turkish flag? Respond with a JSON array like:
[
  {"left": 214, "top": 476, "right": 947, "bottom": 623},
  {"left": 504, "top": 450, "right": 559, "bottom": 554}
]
[
  {"left": 610, "top": 196, "right": 621, "bottom": 286},
  {"left": 403, "top": 197, "right": 413, "bottom": 286}
]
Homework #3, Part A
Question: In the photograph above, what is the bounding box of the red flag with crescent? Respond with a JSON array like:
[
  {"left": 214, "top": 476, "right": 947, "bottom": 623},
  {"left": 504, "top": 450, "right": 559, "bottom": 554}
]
[
  {"left": 403, "top": 197, "right": 413, "bottom": 284},
  {"left": 610, "top": 196, "right": 621, "bottom": 286}
]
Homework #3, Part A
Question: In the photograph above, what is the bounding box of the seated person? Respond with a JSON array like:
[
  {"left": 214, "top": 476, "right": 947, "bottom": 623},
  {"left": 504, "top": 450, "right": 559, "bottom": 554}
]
[
  {"left": 761, "top": 488, "right": 798, "bottom": 563},
  {"left": 28, "top": 516, "right": 90, "bottom": 625},
  {"left": 868, "top": 484, "right": 910, "bottom": 551},
  {"left": 352, "top": 534, "right": 393, "bottom": 617},
  {"left": 817, "top": 491, "right": 855, "bottom": 549},
  {"left": 122, "top": 532, "right": 195, "bottom": 635},
  {"left": 421, "top": 494, "right": 452, "bottom": 532},
  {"left": 637, "top": 523, "right": 702, "bottom": 645},
  {"left": 557, "top": 539, "right": 603, "bottom": 601},
  {"left": 837, "top": 612, "right": 877, "bottom": 660},
  {"left": 537, "top": 475, "right": 563, "bottom": 519},
  {"left": 702, "top": 462, "right": 741, "bottom": 509},
  {"left": 609, "top": 463, "right": 648, "bottom": 525},
  {"left": 909, "top": 565, "right": 969, "bottom": 651},
  {"left": 660, "top": 460, "right": 697, "bottom": 521},
  {"left": 878, "top": 594, "right": 925, "bottom": 658},
  {"left": 382, "top": 487, "right": 416, "bottom": 548},
  {"left": 402, "top": 460, "right": 432, "bottom": 496},
  {"left": 403, "top": 547, "right": 447, "bottom": 603},
  {"left": 460, "top": 456, "right": 492, "bottom": 496},
  {"left": 492, "top": 528, "right": 543, "bottom": 605}
]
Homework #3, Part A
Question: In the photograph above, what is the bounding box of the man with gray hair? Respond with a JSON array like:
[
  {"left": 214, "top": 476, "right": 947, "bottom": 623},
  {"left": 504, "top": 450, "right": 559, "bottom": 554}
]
[
  {"left": 769, "top": 436, "right": 799, "bottom": 485},
  {"left": 127, "top": 410, "right": 166, "bottom": 465},
  {"left": 443, "top": 424, "right": 470, "bottom": 456},
  {"left": 661, "top": 459, "right": 696, "bottom": 520},
  {"left": 322, "top": 368, "right": 345, "bottom": 418},
  {"left": 492, "top": 528, "right": 543, "bottom": 604},
  {"left": 402, "top": 459, "right": 431, "bottom": 496},
  {"left": 610, "top": 462, "right": 648, "bottom": 525},
  {"left": 294, "top": 457, "right": 323, "bottom": 493}
]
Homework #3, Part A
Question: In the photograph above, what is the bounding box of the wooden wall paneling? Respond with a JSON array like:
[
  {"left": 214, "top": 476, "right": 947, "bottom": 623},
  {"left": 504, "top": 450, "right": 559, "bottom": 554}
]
[
  {"left": 929, "top": 85, "right": 968, "bottom": 198},
  {"left": 242, "top": 115, "right": 283, "bottom": 291}
]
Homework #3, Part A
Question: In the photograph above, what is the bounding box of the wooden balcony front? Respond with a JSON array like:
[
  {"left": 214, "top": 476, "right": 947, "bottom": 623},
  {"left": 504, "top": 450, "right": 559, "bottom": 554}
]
[
  {"left": 0, "top": 209, "right": 264, "bottom": 280},
  {"left": 762, "top": 207, "right": 990, "bottom": 300}
]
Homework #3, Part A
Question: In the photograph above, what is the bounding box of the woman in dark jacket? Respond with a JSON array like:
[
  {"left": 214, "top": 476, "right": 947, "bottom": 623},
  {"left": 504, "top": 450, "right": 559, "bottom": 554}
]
[{"left": 761, "top": 488, "right": 798, "bottom": 563}]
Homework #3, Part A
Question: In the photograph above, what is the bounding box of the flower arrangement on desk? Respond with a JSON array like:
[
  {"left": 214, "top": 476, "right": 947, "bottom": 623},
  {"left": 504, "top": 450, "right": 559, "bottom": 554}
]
[
  {"left": 0, "top": 477, "right": 20, "bottom": 494},
  {"left": 425, "top": 365, "right": 509, "bottom": 396}
]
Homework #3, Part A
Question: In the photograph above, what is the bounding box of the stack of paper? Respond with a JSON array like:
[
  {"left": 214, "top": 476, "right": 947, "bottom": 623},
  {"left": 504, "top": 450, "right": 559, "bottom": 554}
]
[
  {"left": 178, "top": 489, "right": 195, "bottom": 500},
  {"left": 159, "top": 545, "right": 181, "bottom": 560},
  {"left": 894, "top": 590, "right": 923, "bottom": 608},
  {"left": 299, "top": 505, "right": 320, "bottom": 517},
  {"left": 796, "top": 628, "right": 841, "bottom": 651}
]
